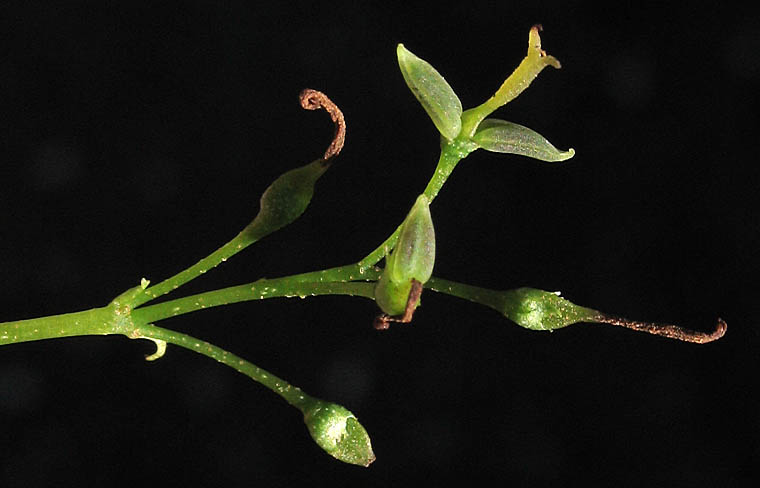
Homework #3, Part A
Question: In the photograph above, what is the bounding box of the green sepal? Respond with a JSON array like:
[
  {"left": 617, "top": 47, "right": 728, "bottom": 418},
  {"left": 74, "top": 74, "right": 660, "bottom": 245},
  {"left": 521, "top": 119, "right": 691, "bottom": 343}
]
[
  {"left": 246, "top": 159, "right": 330, "bottom": 236},
  {"left": 302, "top": 398, "right": 376, "bottom": 467},
  {"left": 472, "top": 118, "right": 575, "bottom": 162},
  {"left": 397, "top": 44, "right": 463, "bottom": 140},
  {"left": 499, "top": 287, "right": 598, "bottom": 330}
]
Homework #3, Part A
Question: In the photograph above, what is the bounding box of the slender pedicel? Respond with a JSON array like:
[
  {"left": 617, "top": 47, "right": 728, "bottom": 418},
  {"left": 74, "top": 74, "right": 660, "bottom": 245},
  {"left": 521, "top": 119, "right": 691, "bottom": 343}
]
[{"left": 133, "top": 90, "right": 345, "bottom": 308}]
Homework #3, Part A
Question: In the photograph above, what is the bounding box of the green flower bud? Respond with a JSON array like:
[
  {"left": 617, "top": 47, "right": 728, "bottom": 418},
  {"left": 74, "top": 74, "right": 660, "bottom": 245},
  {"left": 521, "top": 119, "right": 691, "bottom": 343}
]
[
  {"left": 302, "top": 399, "right": 375, "bottom": 467},
  {"left": 375, "top": 195, "right": 435, "bottom": 317},
  {"left": 397, "top": 44, "right": 463, "bottom": 140}
]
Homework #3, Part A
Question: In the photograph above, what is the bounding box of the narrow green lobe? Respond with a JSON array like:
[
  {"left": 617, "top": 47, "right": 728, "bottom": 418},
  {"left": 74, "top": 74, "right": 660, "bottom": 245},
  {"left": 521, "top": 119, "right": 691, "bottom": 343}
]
[
  {"left": 397, "top": 44, "right": 463, "bottom": 140},
  {"left": 473, "top": 118, "right": 575, "bottom": 162}
]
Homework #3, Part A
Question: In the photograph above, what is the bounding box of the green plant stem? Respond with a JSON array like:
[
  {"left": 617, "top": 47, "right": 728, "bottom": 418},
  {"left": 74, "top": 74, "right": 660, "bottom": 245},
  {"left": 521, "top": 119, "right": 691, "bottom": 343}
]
[
  {"left": 133, "top": 280, "right": 377, "bottom": 325},
  {"left": 133, "top": 222, "right": 274, "bottom": 308},
  {"left": 131, "top": 322, "right": 314, "bottom": 410},
  {"left": 1, "top": 279, "right": 377, "bottom": 348},
  {"left": 426, "top": 276, "right": 505, "bottom": 312},
  {"left": 358, "top": 146, "right": 464, "bottom": 269},
  {"left": 283, "top": 263, "right": 382, "bottom": 283},
  {"left": 0, "top": 307, "right": 117, "bottom": 346},
  {"left": 0, "top": 276, "right": 480, "bottom": 349}
]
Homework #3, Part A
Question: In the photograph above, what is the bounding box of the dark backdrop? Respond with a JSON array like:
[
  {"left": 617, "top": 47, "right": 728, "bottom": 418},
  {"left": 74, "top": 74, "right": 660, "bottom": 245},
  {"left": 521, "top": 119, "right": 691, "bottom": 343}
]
[{"left": 1, "top": 2, "right": 756, "bottom": 486}]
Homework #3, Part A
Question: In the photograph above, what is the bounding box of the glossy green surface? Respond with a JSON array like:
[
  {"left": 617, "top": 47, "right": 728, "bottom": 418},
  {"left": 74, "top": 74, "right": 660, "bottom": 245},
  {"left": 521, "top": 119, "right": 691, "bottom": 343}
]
[
  {"left": 374, "top": 272, "right": 413, "bottom": 316},
  {"left": 302, "top": 399, "right": 375, "bottom": 467},
  {"left": 386, "top": 195, "right": 435, "bottom": 284},
  {"left": 250, "top": 159, "right": 330, "bottom": 235},
  {"left": 397, "top": 44, "right": 462, "bottom": 140},
  {"left": 500, "top": 288, "right": 598, "bottom": 330},
  {"left": 374, "top": 194, "right": 435, "bottom": 316},
  {"left": 473, "top": 118, "right": 575, "bottom": 162},
  {"left": 425, "top": 279, "right": 599, "bottom": 331}
]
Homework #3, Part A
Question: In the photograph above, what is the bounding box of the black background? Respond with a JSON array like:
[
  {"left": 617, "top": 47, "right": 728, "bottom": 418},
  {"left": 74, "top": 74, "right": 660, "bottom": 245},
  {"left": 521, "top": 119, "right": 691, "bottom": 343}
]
[{"left": 1, "top": 2, "right": 757, "bottom": 486}]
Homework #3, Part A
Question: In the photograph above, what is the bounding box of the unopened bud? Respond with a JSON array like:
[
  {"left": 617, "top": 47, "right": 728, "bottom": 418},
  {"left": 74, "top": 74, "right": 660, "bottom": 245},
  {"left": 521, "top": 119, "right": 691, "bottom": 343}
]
[{"left": 302, "top": 399, "right": 375, "bottom": 467}]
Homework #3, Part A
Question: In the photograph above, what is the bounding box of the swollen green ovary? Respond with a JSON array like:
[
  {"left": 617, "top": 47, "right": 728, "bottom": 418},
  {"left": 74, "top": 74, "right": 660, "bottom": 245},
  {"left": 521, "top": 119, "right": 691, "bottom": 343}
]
[{"left": 375, "top": 273, "right": 414, "bottom": 316}]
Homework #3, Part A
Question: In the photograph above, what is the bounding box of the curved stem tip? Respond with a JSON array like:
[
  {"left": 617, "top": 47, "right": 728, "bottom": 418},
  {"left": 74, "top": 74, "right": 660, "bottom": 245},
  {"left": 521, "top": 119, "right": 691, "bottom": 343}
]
[{"left": 299, "top": 88, "right": 346, "bottom": 161}]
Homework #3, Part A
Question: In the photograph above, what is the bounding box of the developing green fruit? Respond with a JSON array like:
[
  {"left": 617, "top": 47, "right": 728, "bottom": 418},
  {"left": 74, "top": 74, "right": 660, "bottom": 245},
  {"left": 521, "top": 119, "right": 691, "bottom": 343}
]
[
  {"left": 247, "top": 159, "right": 330, "bottom": 237},
  {"left": 374, "top": 195, "right": 435, "bottom": 325},
  {"left": 386, "top": 195, "right": 435, "bottom": 285},
  {"left": 375, "top": 273, "right": 415, "bottom": 319}
]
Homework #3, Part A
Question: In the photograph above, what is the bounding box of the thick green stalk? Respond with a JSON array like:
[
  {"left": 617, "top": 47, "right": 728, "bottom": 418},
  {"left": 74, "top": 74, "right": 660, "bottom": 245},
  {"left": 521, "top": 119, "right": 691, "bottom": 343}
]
[
  {"left": 133, "top": 280, "right": 377, "bottom": 325},
  {"left": 0, "top": 307, "right": 117, "bottom": 346},
  {"left": 1, "top": 277, "right": 378, "bottom": 349}
]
